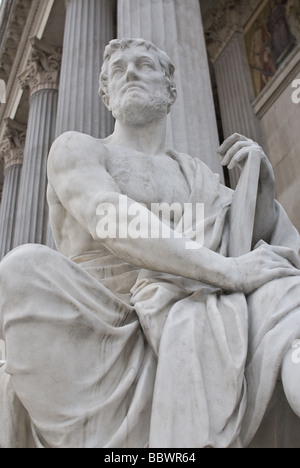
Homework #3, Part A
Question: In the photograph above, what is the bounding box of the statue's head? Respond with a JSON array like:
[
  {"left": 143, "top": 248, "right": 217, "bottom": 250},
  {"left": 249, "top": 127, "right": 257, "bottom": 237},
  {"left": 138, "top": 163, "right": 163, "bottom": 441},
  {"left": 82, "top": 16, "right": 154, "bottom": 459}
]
[{"left": 99, "top": 38, "right": 177, "bottom": 125}]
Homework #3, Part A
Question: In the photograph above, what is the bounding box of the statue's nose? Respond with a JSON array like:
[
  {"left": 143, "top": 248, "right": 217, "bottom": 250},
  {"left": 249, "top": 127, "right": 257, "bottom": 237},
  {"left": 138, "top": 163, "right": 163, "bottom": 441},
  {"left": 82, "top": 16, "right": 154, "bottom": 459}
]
[{"left": 125, "top": 64, "right": 139, "bottom": 82}]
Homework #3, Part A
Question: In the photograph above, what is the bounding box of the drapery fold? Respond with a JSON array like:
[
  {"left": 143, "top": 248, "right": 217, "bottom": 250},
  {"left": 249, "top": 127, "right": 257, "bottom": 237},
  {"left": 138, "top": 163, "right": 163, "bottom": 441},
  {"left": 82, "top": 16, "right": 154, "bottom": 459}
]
[{"left": 1, "top": 151, "right": 300, "bottom": 448}]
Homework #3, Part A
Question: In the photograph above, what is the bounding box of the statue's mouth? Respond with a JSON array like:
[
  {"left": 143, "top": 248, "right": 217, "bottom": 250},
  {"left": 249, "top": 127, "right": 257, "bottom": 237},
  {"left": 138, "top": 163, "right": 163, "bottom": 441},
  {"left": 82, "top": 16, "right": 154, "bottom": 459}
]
[{"left": 122, "top": 83, "right": 146, "bottom": 94}]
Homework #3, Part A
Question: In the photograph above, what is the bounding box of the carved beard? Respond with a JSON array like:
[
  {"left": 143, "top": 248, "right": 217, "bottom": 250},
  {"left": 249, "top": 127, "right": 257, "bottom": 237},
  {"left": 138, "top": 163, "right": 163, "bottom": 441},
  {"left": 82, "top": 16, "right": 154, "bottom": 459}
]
[{"left": 110, "top": 90, "right": 169, "bottom": 126}]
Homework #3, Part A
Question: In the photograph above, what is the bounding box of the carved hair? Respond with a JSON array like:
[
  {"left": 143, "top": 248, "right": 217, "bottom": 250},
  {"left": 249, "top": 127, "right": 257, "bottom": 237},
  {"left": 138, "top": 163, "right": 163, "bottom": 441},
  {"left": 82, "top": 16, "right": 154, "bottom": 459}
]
[{"left": 99, "top": 38, "right": 177, "bottom": 111}]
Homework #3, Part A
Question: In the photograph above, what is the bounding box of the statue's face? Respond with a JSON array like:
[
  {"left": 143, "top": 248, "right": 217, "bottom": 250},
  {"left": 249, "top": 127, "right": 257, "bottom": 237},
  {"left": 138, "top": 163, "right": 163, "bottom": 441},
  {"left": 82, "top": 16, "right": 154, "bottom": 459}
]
[{"left": 106, "top": 46, "right": 170, "bottom": 125}]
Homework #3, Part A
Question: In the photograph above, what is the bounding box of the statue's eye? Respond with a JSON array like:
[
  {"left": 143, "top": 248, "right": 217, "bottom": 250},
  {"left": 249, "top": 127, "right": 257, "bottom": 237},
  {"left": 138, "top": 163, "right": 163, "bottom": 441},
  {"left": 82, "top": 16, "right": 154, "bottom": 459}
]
[
  {"left": 111, "top": 67, "right": 124, "bottom": 78},
  {"left": 139, "top": 62, "right": 154, "bottom": 71}
]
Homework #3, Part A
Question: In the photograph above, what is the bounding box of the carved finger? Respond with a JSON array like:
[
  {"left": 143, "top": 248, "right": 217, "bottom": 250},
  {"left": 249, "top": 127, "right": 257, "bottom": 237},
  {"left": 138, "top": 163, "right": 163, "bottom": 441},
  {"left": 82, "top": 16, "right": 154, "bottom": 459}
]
[
  {"left": 227, "top": 148, "right": 250, "bottom": 170},
  {"left": 217, "top": 133, "right": 250, "bottom": 156},
  {"left": 222, "top": 142, "right": 252, "bottom": 167},
  {"left": 272, "top": 268, "right": 300, "bottom": 279}
]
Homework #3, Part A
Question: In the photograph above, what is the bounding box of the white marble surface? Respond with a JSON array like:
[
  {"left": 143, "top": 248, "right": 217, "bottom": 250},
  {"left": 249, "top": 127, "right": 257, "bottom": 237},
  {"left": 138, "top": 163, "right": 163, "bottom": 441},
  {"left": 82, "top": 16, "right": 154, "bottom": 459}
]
[
  {"left": 0, "top": 339, "right": 5, "bottom": 370},
  {"left": 0, "top": 339, "right": 5, "bottom": 362},
  {"left": 1, "top": 39, "right": 300, "bottom": 448}
]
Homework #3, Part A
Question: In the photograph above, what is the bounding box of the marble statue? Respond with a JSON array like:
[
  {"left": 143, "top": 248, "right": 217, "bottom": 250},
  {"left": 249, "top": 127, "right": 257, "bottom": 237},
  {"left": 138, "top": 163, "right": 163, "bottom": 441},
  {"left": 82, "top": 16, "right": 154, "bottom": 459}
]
[{"left": 1, "top": 38, "right": 300, "bottom": 448}]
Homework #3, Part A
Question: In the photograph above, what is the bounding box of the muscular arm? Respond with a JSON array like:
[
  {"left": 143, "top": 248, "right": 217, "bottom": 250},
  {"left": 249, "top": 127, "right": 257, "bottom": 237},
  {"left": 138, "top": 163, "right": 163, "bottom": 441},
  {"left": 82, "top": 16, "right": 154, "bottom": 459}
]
[
  {"left": 48, "top": 132, "right": 236, "bottom": 290},
  {"left": 48, "top": 132, "right": 300, "bottom": 294}
]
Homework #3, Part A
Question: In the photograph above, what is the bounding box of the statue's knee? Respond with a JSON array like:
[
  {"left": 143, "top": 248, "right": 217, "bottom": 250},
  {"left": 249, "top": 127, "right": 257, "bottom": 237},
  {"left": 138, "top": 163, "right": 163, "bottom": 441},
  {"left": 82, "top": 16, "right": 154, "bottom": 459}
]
[
  {"left": 0, "top": 244, "right": 53, "bottom": 279},
  {"left": 282, "top": 344, "right": 300, "bottom": 418}
]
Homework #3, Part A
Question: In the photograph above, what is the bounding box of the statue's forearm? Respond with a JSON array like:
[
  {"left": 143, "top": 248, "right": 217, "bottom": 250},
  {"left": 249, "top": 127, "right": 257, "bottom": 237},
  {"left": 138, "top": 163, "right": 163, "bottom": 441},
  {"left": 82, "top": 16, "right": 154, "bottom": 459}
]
[
  {"left": 93, "top": 196, "right": 235, "bottom": 290},
  {"left": 104, "top": 234, "right": 234, "bottom": 290}
]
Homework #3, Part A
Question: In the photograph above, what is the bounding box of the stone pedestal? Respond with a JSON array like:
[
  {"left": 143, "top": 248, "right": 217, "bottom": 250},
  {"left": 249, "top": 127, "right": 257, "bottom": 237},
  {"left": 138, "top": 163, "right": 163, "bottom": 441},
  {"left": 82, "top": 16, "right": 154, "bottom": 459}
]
[
  {"left": 214, "top": 32, "right": 264, "bottom": 187},
  {"left": 118, "top": 0, "right": 223, "bottom": 179},
  {"left": 55, "top": 0, "right": 116, "bottom": 138},
  {"left": 0, "top": 119, "right": 26, "bottom": 259},
  {"left": 13, "top": 38, "right": 61, "bottom": 248}
]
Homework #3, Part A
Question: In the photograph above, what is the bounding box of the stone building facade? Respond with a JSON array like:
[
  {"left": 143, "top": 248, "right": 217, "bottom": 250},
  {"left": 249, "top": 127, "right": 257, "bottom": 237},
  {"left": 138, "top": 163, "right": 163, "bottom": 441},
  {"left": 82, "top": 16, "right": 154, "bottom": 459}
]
[{"left": 0, "top": 0, "right": 299, "bottom": 260}]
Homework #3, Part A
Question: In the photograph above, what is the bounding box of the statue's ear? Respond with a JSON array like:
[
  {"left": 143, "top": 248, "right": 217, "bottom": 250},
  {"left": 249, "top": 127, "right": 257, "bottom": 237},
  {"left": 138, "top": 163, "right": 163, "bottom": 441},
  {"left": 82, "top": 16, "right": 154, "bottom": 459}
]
[
  {"left": 102, "top": 94, "right": 111, "bottom": 111},
  {"left": 168, "top": 87, "right": 177, "bottom": 112}
]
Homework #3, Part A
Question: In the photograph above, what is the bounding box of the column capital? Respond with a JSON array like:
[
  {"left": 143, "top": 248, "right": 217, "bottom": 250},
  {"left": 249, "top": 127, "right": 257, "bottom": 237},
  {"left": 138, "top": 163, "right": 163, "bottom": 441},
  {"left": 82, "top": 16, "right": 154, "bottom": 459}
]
[
  {"left": 18, "top": 37, "right": 62, "bottom": 95},
  {"left": 0, "top": 118, "right": 27, "bottom": 170}
]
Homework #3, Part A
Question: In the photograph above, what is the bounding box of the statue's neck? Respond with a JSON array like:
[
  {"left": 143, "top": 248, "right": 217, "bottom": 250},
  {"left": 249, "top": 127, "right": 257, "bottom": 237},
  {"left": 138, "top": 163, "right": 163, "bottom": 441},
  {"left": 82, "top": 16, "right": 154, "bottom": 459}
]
[{"left": 107, "top": 117, "right": 167, "bottom": 156}]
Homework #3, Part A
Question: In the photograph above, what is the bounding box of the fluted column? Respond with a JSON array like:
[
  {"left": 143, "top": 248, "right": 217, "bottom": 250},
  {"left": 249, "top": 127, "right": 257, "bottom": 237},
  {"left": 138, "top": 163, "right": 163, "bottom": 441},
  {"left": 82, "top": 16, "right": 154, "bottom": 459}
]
[
  {"left": 0, "top": 119, "right": 26, "bottom": 259},
  {"left": 214, "top": 32, "right": 264, "bottom": 187},
  {"left": 118, "top": 0, "right": 223, "bottom": 179},
  {"left": 55, "top": 0, "right": 116, "bottom": 138},
  {"left": 13, "top": 38, "right": 61, "bottom": 248}
]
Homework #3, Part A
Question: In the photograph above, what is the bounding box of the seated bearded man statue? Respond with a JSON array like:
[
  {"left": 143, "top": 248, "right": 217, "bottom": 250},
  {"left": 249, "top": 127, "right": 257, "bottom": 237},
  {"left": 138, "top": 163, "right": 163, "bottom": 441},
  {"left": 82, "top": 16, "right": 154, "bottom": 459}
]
[{"left": 0, "top": 38, "right": 300, "bottom": 449}]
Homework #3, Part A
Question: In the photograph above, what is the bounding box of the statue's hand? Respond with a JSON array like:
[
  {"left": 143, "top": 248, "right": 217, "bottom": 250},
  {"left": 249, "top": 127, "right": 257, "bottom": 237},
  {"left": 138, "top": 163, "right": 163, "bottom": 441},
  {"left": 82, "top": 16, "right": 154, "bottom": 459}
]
[
  {"left": 232, "top": 244, "right": 300, "bottom": 295},
  {"left": 218, "top": 133, "right": 274, "bottom": 183},
  {"left": 218, "top": 133, "right": 277, "bottom": 244}
]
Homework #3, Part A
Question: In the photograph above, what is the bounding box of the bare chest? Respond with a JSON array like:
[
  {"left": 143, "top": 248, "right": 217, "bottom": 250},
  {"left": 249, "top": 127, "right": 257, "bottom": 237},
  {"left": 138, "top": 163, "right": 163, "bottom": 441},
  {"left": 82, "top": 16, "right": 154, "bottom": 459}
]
[{"left": 106, "top": 149, "right": 190, "bottom": 208}]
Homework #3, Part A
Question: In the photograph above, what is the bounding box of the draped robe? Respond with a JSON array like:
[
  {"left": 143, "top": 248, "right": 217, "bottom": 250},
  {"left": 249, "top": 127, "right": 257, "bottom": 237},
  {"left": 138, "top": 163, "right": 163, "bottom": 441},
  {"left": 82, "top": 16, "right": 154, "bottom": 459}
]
[{"left": 0, "top": 150, "right": 300, "bottom": 448}]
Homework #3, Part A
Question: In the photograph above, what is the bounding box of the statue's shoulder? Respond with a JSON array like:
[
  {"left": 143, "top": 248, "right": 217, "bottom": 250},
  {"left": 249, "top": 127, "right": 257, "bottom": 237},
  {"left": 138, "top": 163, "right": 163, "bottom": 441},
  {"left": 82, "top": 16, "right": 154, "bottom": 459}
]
[
  {"left": 49, "top": 131, "right": 107, "bottom": 168},
  {"left": 51, "top": 131, "right": 106, "bottom": 153}
]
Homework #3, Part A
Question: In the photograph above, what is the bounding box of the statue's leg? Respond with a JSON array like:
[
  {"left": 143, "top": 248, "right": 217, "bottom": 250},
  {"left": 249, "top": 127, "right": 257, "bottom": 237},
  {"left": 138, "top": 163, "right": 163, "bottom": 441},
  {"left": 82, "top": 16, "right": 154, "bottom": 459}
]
[
  {"left": 0, "top": 244, "right": 149, "bottom": 448},
  {"left": 0, "top": 371, "right": 35, "bottom": 448},
  {"left": 282, "top": 341, "right": 300, "bottom": 418},
  {"left": 246, "top": 274, "right": 300, "bottom": 435}
]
